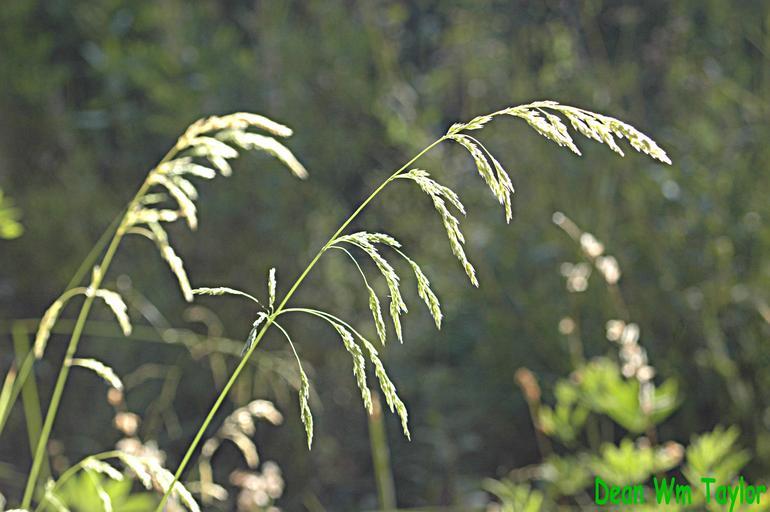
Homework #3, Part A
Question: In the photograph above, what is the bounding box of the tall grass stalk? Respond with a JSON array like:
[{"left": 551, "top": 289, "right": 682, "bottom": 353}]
[
  {"left": 11, "top": 325, "right": 48, "bottom": 481},
  {"left": 18, "top": 112, "right": 307, "bottom": 508},
  {"left": 154, "top": 138, "right": 444, "bottom": 510},
  {"left": 21, "top": 177, "right": 156, "bottom": 507},
  {"left": 0, "top": 214, "right": 121, "bottom": 436},
  {"left": 157, "top": 100, "right": 670, "bottom": 510}
]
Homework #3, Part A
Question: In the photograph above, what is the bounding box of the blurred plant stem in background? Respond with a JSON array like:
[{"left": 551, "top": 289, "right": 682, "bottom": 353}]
[{"left": 369, "top": 391, "right": 397, "bottom": 510}]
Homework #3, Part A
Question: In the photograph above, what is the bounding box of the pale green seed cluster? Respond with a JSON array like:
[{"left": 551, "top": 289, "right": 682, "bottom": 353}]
[
  {"left": 124, "top": 112, "right": 306, "bottom": 306},
  {"left": 334, "top": 232, "right": 408, "bottom": 341},
  {"left": 145, "top": 101, "right": 671, "bottom": 457},
  {"left": 71, "top": 358, "right": 124, "bottom": 391}
]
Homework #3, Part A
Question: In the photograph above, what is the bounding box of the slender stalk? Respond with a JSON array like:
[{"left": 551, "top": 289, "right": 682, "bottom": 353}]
[
  {"left": 21, "top": 151, "right": 174, "bottom": 506},
  {"left": 0, "top": 362, "right": 17, "bottom": 436},
  {"left": 0, "top": 215, "right": 121, "bottom": 436},
  {"left": 155, "top": 137, "right": 446, "bottom": 511},
  {"left": 368, "top": 392, "right": 397, "bottom": 510},
  {"left": 12, "top": 324, "right": 49, "bottom": 482}
]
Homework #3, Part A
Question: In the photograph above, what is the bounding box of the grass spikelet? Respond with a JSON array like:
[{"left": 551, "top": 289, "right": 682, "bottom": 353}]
[
  {"left": 400, "top": 253, "right": 442, "bottom": 329},
  {"left": 399, "top": 170, "right": 477, "bottom": 283},
  {"left": 92, "top": 289, "right": 132, "bottom": 336},
  {"left": 358, "top": 338, "right": 410, "bottom": 439},
  {"left": 299, "top": 368, "right": 313, "bottom": 449},
  {"left": 137, "top": 193, "right": 169, "bottom": 206},
  {"left": 217, "top": 131, "right": 308, "bottom": 179},
  {"left": 34, "top": 292, "right": 81, "bottom": 358},
  {"left": 171, "top": 175, "right": 198, "bottom": 201},
  {"left": 231, "top": 112, "right": 294, "bottom": 137},
  {"left": 145, "top": 459, "right": 201, "bottom": 512},
  {"left": 150, "top": 174, "right": 198, "bottom": 230},
  {"left": 389, "top": 301, "right": 403, "bottom": 342},
  {"left": 398, "top": 169, "right": 479, "bottom": 284},
  {"left": 243, "top": 312, "right": 269, "bottom": 356},
  {"left": 128, "top": 208, "right": 180, "bottom": 225},
  {"left": 208, "top": 155, "right": 232, "bottom": 176},
  {"left": 448, "top": 101, "right": 670, "bottom": 165},
  {"left": 490, "top": 101, "right": 670, "bottom": 164},
  {"left": 186, "top": 136, "right": 239, "bottom": 168},
  {"left": 335, "top": 232, "right": 408, "bottom": 341},
  {"left": 83, "top": 458, "right": 124, "bottom": 481},
  {"left": 486, "top": 151, "right": 515, "bottom": 222},
  {"left": 272, "top": 321, "right": 314, "bottom": 449},
  {"left": 333, "top": 245, "right": 389, "bottom": 345},
  {"left": 603, "top": 116, "right": 672, "bottom": 164},
  {"left": 71, "top": 359, "right": 123, "bottom": 390},
  {"left": 43, "top": 480, "right": 68, "bottom": 512},
  {"left": 330, "top": 321, "right": 372, "bottom": 413},
  {"left": 448, "top": 134, "right": 505, "bottom": 206},
  {"left": 116, "top": 453, "right": 152, "bottom": 490},
  {"left": 399, "top": 169, "right": 465, "bottom": 214},
  {"left": 193, "top": 286, "right": 263, "bottom": 306},
  {"left": 367, "top": 284, "right": 387, "bottom": 344},
  {"left": 85, "top": 470, "right": 113, "bottom": 512},
  {"left": 147, "top": 222, "right": 193, "bottom": 302},
  {"left": 158, "top": 157, "right": 217, "bottom": 180},
  {"left": 268, "top": 268, "right": 277, "bottom": 309},
  {"left": 542, "top": 110, "right": 581, "bottom": 155},
  {"left": 183, "top": 112, "right": 294, "bottom": 140}
]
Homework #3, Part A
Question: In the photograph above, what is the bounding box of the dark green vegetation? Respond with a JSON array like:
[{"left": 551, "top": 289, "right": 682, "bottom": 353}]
[{"left": 1, "top": 1, "right": 769, "bottom": 510}]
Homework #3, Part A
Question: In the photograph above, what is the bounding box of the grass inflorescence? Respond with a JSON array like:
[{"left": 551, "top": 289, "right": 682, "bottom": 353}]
[{"left": 5, "top": 100, "right": 669, "bottom": 511}]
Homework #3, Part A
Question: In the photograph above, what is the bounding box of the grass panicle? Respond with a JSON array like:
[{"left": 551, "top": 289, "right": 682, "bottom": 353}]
[
  {"left": 19, "top": 111, "right": 305, "bottom": 509},
  {"left": 159, "top": 103, "right": 669, "bottom": 495},
  {"left": 448, "top": 100, "right": 671, "bottom": 164},
  {"left": 27, "top": 100, "right": 664, "bottom": 512},
  {"left": 398, "top": 169, "right": 477, "bottom": 286}
]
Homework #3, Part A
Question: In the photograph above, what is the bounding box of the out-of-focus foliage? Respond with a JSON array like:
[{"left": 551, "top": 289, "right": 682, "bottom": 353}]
[
  {"left": 1, "top": 0, "right": 769, "bottom": 510},
  {"left": 487, "top": 214, "right": 764, "bottom": 510},
  {"left": 0, "top": 189, "right": 23, "bottom": 239},
  {"left": 54, "top": 473, "right": 157, "bottom": 512}
]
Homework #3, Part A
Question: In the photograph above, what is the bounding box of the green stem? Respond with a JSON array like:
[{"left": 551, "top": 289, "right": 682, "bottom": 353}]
[
  {"left": 155, "top": 137, "right": 445, "bottom": 511},
  {"left": 368, "top": 392, "right": 397, "bottom": 510},
  {"left": 12, "top": 324, "right": 49, "bottom": 482}
]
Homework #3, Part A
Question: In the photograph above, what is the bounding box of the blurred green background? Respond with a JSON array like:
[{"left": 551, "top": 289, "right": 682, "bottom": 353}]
[{"left": 1, "top": 1, "right": 769, "bottom": 510}]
